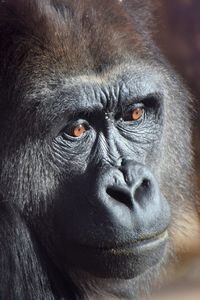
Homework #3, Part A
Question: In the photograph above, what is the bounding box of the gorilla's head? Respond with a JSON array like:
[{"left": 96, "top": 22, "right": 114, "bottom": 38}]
[{"left": 0, "top": 1, "right": 194, "bottom": 299}]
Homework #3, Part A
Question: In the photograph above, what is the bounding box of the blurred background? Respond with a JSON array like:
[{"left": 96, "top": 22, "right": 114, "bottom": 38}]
[{"left": 143, "top": 1, "right": 200, "bottom": 299}]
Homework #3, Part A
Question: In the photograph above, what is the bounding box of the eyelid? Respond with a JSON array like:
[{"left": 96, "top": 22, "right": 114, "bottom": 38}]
[{"left": 127, "top": 102, "right": 144, "bottom": 110}]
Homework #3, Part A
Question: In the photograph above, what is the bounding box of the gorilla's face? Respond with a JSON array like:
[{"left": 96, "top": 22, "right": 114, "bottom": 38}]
[{"left": 23, "top": 63, "right": 170, "bottom": 280}]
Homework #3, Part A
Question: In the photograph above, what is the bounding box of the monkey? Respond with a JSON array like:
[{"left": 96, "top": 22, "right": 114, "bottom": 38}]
[{"left": 0, "top": 0, "right": 195, "bottom": 299}]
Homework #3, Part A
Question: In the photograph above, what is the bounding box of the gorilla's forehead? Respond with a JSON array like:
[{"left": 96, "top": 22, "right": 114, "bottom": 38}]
[{"left": 32, "top": 63, "right": 166, "bottom": 117}]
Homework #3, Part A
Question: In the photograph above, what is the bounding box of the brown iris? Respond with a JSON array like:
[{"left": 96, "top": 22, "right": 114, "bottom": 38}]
[
  {"left": 72, "top": 124, "right": 87, "bottom": 137},
  {"left": 131, "top": 107, "right": 144, "bottom": 121}
]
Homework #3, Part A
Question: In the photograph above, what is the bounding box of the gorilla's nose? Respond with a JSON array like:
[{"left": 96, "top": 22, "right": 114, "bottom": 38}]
[
  {"left": 106, "top": 162, "right": 153, "bottom": 210},
  {"left": 106, "top": 173, "right": 151, "bottom": 210},
  {"left": 98, "top": 161, "right": 170, "bottom": 235}
]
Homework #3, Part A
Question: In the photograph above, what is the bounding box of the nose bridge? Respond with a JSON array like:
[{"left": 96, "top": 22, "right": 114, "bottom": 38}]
[
  {"left": 119, "top": 160, "right": 143, "bottom": 187},
  {"left": 93, "top": 130, "right": 121, "bottom": 166}
]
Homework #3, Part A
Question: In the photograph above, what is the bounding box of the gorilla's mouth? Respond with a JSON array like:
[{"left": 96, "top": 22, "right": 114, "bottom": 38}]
[
  {"left": 98, "top": 230, "right": 168, "bottom": 255},
  {"left": 66, "top": 230, "right": 169, "bottom": 279}
]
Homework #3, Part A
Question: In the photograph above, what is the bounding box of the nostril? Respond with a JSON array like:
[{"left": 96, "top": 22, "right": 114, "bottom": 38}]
[
  {"left": 141, "top": 178, "right": 151, "bottom": 189},
  {"left": 134, "top": 178, "right": 151, "bottom": 204},
  {"left": 106, "top": 186, "right": 133, "bottom": 209}
]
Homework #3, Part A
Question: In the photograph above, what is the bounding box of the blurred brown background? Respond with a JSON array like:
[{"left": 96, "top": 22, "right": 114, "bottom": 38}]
[
  {"left": 145, "top": 1, "right": 200, "bottom": 299},
  {"left": 159, "top": 0, "right": 200, "bottom": 181}
]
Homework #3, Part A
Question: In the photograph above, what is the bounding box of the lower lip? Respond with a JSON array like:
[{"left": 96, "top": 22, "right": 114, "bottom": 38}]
[
  {"left": 64, "top": 231, "right": 169, "bottom": 279},
  {"left": 101, "top": 230, "right": 169, "bottom": 256}
]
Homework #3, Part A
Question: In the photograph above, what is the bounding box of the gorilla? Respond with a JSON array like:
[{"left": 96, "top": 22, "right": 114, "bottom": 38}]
[{"left": 0, "top": 0, "right": 194, "bottom": 299}]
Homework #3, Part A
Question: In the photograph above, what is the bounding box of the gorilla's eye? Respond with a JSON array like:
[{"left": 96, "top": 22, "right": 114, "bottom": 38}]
[
  {"left": 72, "top": 124, "right": 87, "bottom": 138},
  {"left": 60, "top": 120, "right": 90, "bottom": 139},
  {"left": 131, "top": 108, "right": 144, "bottom": 121}
]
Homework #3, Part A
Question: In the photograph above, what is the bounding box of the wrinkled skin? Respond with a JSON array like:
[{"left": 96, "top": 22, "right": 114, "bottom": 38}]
[{"left": 0, "top": 1, "right": 195, "bottom": 299}]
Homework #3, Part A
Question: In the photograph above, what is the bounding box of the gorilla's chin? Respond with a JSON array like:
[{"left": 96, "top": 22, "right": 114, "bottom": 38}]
[{"left": 68, "top": 257, "right": 166, "bottom": 300}]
